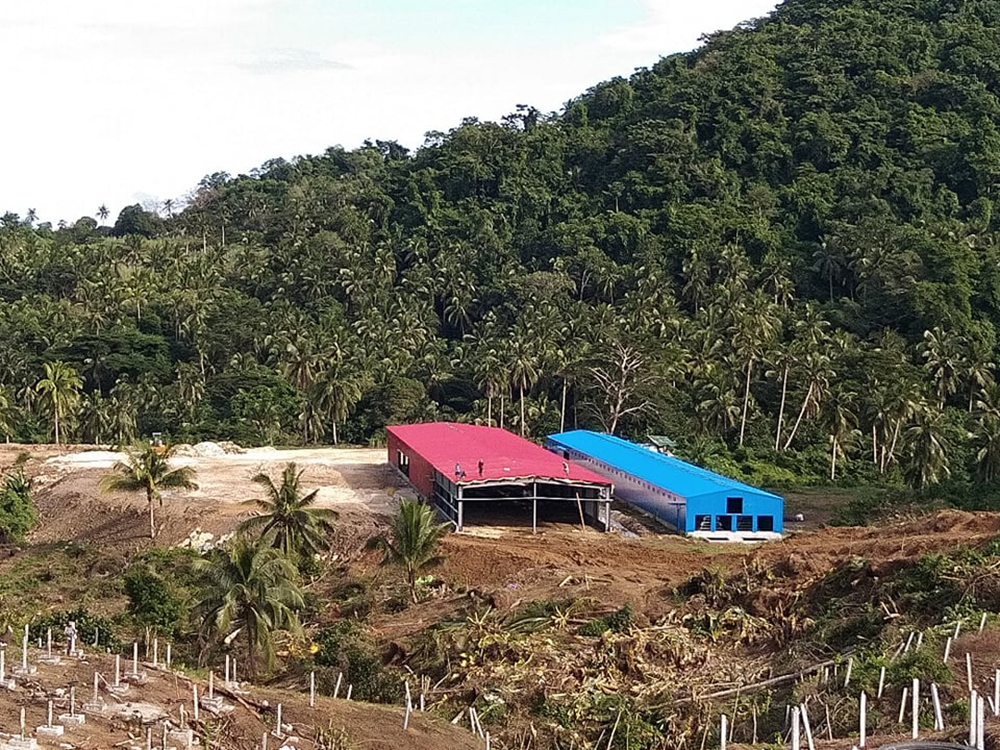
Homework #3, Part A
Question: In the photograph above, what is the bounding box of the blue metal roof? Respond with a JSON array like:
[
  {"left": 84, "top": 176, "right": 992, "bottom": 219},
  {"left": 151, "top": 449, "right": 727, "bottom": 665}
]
[{"left": 547, "top": 430, "right": 782, "bottom": 501}]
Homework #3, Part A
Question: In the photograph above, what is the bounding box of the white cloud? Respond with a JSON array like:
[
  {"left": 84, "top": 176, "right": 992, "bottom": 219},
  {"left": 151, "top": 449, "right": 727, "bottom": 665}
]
[
  {"left": 599, "top": 0, "right": 780, "bottom": 56},
  {"left": 1, "top": 0, "right": 779, "bottom": 224}
]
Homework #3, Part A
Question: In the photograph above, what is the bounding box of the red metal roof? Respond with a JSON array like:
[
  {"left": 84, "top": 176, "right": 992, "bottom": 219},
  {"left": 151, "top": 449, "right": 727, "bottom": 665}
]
[{"left": 387, "top": 422, "right": 612, "bottom": 487}]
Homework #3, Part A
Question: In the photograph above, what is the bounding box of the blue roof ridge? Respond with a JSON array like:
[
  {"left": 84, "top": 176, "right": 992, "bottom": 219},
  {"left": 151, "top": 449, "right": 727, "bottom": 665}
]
[{"left": 549, "top": 430, "right": 781, "bottom": 501}]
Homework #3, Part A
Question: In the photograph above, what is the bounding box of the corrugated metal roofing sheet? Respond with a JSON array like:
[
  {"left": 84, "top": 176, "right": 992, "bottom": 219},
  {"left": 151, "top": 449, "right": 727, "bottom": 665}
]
[
  {"left": 548, "top": 430, "right": 782, "bottom": 501},
  {"left": 387, "top": 423, "right": 612, "bottom": 488}
]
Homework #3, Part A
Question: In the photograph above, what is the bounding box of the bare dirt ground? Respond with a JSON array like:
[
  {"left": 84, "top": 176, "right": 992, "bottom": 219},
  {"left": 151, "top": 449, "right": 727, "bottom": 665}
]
[
  {"left": 13, "top": 444, "right": 405, "bottom": 551},
  {"left": 11, "top": 442, "right": 998, "bottom": 627},
  {"left": 4, "top": 443, "right": 1000, "bottom": 748}
]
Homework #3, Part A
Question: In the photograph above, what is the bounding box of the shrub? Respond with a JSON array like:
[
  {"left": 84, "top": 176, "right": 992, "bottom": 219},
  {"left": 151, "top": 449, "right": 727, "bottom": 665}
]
[
  {"left": 579, "top": 605, "right": 634, "bottom": 636},
  {"left": 29, "top": 608, "right": 121, "bottom": 652},
  {"left": 123, "top": 566, "right": 185, "bottom": 637},
  {"left": 0, "top": 471, "right": 37, "bottom": 543},
  {"left": 314, "top": 623, "right": 403, "bottom": 703}
]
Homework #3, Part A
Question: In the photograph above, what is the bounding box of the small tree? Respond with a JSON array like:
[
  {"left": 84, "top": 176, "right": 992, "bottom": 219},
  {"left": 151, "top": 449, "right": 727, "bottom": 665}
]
[
  {"left": 367, "top": 500, "right": 449, "bottom": 603},
  {"left": 100, "top": 443, "right": 198, "bottom": 538},
  {"left": 195, "top": 536, "right": 303, "bottom": 680},
  {"left": 0, "top": 471, "right": 37, "bottom": 543},
  {"left": 238, "top": 463, "right": 336, "bottom": 560}
]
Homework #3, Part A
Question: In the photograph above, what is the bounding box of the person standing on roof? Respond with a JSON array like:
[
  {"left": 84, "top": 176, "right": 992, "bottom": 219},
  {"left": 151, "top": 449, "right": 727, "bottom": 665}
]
[{"left": 478, "top": 459, "right": 484, "bottom": 477}]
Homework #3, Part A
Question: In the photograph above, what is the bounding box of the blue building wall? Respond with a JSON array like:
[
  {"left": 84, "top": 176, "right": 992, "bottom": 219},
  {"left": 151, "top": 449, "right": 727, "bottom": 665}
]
[{"left": 546, "top": 431, "right": 783, "bottom": 535}]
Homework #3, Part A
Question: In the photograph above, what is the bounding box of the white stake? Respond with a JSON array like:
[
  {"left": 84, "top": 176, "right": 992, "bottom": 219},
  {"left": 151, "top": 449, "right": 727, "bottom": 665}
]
[
  {"left": 859, "top": 692, "right": 867, "bottom": 748},
  {"left": 911, "top": 678, "right": 919, "bottom": 739},
  {"left": 20, "top": 707, "right": 25, "bottom": 739},
  {"left": 968, "top": 653, "right": 974, "bottom": 693},
  {"left": 945, "top": 636, "right": 953, "bottom": 663},
  {"left": 309, "top": 671, "right": 315, "bottom": 707},
  {"left": 153, "top": 638, "right": 158, "bottom": 667},
  {"left": 262, "top": 731, "right": 267, "bottom": 750},
  {"left": 932, "top": 683, "right": 943, "bottom": 730},
  {"left": 916, "top": 631, "right": 923, "bottom": 649},
  {"left": 978, "top": 695, "right": 986, "bottom": 750},
  {"left": 791, "top": 706, "right": 800, "bottom": 750},
  {"left": 970, "top": 689, "right": 978, "bottom": 747},
  {"left": 146, "top": 726, "right": 152, "bottom": 750},
  {"left": 94, "top": 628, "right": 99, "bottom": 647},
  {"left": 1, "top": 648, "right": 5, "bottom": 681},
  {"left": 800, "top": 704, "right": 814, "bottom": 750},
  {"left": 21, "top": 633, "right": 27, "bottom": 670},
  {"left": 46, "top": 628, "right": 52, "bottom": 657},
  {"left": 996, "top": 669, "right": 999, "bottom": 717},
  {"left": 334, "top": 671, "right": 342, "bottom": 699},
  {"left": 956, "top": 621, "right": 963, "bottom": 640},
  {"left": 275, "top": 703, "right": 282, "bottom": 736},
  {"left": 877, "top": 666, "right": 886, "bottom": 698},
  {"left": 166, "top": 643, "right": 171, "bottom": 668},
  {"left": 403, "top": 698, "right": 411, "bottom": 731},
  {"left": 346, "top": 684, "right": 353, "bottom": 700},
  {"left": 47, "top": 700, "right": 53, "bottom": 728},
  {"left": 192, "top": 684, "right": 199, "bottom": 722},
  {"left": 720, "top": 714, "right": 727, "bottom": 750},
  {"left": 133, "top": 642, "right": 138, "bottom": 675},
  {"left": 844, "top": 657, "right": 854, "bottom": 688},
  {"left": 232, "top": 657, "right": 237, "bottom": 684},
  {"left": 225, "top": 655, "right": 230, "bottom": 685},
  {"left": 115, "top": 654, "right": 121, "bottom": 686},
  {"left": 899, "top": 687, "right": 909, "bottom": 724},
  {"left": 904, "top": 631, "right": 915, "bottom": 652},
  {"left": 981, "top": 612, "right": 988, "bottom": 633},
  {"left": 70, "top": 686, "right": 76, "bottom": 716}
]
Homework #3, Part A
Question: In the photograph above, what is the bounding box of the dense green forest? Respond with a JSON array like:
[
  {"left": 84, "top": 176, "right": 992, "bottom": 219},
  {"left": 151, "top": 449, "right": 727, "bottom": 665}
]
[{"left": 4, "top": 0, "right": 1000, "bottom": 491}]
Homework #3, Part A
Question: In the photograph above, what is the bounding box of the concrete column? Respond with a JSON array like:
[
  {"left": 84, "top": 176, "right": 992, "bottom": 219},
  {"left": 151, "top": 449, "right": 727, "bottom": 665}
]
[{"left": 457, "top": 500, "right": 463, "bottom": 531}]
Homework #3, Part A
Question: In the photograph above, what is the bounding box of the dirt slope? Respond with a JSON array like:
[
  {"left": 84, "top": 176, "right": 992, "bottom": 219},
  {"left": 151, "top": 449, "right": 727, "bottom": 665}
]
[{"left": 0, "top": 645, "right": 477, "bottom": 749}]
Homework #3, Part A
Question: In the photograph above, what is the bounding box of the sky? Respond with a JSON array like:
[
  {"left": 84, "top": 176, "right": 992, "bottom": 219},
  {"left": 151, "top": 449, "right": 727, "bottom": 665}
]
[{"left": 0, "top": 0, "right": 780, "bottom": 225}]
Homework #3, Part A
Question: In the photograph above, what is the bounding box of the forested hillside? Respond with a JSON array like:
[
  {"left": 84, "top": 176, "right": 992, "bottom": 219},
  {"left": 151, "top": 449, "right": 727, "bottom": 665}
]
[{"left": 4, "top": 0, "right": 1000, "bottom": 491}]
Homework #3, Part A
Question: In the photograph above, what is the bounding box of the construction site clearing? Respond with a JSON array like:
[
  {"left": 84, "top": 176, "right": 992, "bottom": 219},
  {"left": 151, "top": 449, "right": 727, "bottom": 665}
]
[{"left": 2, "top": 442, "right": 1000, "bottom": 749}]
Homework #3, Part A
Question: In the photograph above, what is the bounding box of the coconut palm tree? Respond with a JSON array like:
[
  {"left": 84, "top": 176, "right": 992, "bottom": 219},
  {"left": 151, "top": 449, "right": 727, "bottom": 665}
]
[
  {"left": 238, "top": 463, "right": 336, "bottom": 558},
  {"left": 783, "top": 349, "right": 834, "bottom": 450},
  {"left": 100, "top": 443, "right": 198, "bottom": 538},
  {"left": 821, "top": 384, "right": 858, "bottom": 480},
  {"left": 0, "top": 387, "right": 13, "bottom": 443},
  {"left": 508, "top": 322, "right": 540, "bottom": 437},
  {"left": 35, "top": 361, "right": 83, "bottom": 445},
  {"left": 195, "top": 537, "right": 303, "bottom": 680},
  {"left": 367, "top": 500, "right": 449, "bottom": 603},
  {"left": 731, "top": 291, "right": 780, "bottom": 445},
  {"left": 919, "top": 327, "right": 966, "bottom": 409},
  {"left": 96, "top": 204, "right": 109, "bottom": 223},
  {"left": 974, "top": 413, "right": 1000, "bottom": 483},
  {"left": 902, "top": 404, "right": 951, "bottom": 490}
]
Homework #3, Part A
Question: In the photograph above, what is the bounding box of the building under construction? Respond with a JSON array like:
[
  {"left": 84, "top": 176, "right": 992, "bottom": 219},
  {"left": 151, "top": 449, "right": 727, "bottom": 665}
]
[{"left": 386, "top": 422, "right": 613, "bottom": 533}]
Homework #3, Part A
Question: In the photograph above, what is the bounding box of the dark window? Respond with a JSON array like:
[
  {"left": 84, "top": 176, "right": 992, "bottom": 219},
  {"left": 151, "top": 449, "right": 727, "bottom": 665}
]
[
  {"left": 726, "top": 497, "right": 743, "bottom": 514},
  {"left": 737, "top": 515, "right": 753, "bottom": 532},
  {"left": 695, "top": 515, "right": 711, "bottom": 531},
  {"left": 757, "top": 516, "right": 774, "bottom": 532},
  {"left": 716, "top": 515, "right": 733, "bottom": 531}
]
